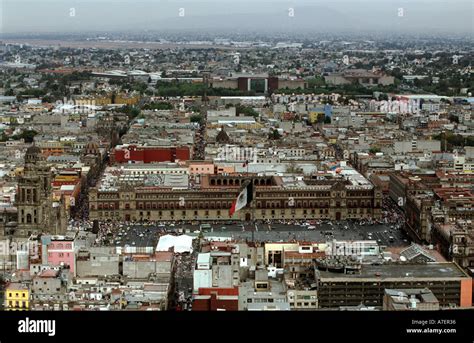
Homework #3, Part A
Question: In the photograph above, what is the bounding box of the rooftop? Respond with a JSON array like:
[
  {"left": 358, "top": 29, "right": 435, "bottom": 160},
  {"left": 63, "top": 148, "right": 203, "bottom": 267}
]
[
  {"left": 318, "top": 262, "right": 469, "bottom": 280},
  {"left": 6, "top": 282, "right": 29, "bottom": 290},
  {"left": 385, "top": 288, "right": 439, "bottom": 306}
]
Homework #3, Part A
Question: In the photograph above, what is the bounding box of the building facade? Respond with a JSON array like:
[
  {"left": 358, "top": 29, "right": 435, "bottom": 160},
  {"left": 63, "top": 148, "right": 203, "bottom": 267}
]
[
  {"left": 4, "top": 282, "right": 30, "bottom": 310},
  {"left": 89, "top": 175, "right": 383, "bottom": 222},
  {"left": 14, "top": 146, "right": 67, "bottom": 237},
  {"left": 316, "top": 263, "right": 472, "bottom": 309}
]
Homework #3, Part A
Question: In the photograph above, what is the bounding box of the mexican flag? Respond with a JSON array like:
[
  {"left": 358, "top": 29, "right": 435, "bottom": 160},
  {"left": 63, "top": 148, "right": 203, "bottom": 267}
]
[{"left": 229, "top": 180, "right": 253, "bottom": 217}]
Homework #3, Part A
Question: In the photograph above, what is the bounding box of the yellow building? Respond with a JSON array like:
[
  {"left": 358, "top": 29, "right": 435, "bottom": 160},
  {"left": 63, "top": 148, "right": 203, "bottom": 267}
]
[
  {"left": 37, "top": 141, "right": 65, "bottom": 157},
  {"left": 76, "top": 93, "right": 141, "bottom": 106},
  {"left": 5, "top": 282, "right": 29, "bottom": 311},
  {"left": 115, "top": 93, "right": 141, "bottom": 105},
  {"left": 309, "top": 111, "right": 324, "bottom": 124},
  {"left": 75, "top": 96, "right": 109, "bottom": 106}
]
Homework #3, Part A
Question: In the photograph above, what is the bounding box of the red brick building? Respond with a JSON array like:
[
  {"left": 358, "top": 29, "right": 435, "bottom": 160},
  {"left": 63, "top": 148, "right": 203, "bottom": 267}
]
[
  {"left": 112, "top": 145, "right": 191, "bottom": 164},
  {"left": 192, "top": 287, "right": 239, "bottom": 311}
]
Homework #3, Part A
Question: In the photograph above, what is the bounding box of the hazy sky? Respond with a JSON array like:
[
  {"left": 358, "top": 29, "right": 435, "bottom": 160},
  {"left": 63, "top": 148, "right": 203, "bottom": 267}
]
[{"left": 1, "top": 0, "right": 473, "bottom": 35}]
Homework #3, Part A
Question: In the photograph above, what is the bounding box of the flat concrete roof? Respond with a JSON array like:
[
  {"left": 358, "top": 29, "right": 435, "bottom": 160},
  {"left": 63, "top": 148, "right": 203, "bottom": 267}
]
[
  {"left": 197, "top": 253, "right": 211, "bottom": 264},
  {"left": 318, "top": 262, "right": 469, "bottom": 281}
]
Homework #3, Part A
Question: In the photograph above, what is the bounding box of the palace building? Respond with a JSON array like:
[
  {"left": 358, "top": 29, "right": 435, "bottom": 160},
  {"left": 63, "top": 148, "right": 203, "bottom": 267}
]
[{"left": 88, "top": 171, "right": 383, "bottom": 222}]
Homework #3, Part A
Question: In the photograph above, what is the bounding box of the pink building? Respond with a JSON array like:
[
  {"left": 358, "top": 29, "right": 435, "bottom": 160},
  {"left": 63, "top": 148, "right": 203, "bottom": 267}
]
[
  {"left": 46, "top": 236, "right": 75, "bottom": 276},
  {"left": 216, "top": 165, "right": 235, "bottom": 174},
  {"left": 186, "top": 161, "right": 215, "bottom": 175}
]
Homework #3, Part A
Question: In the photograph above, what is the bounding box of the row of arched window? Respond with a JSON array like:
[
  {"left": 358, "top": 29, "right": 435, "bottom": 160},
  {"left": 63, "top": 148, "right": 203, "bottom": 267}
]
[{"left": 92, "top": 199, "right": 374, "bottom": 211}]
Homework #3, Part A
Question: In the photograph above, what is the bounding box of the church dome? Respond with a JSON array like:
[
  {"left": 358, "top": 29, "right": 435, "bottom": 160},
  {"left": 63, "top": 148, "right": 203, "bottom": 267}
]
[
  {"left": 216, "top": 127, "right": 230, "bottom": 144},
  {"left": 84, "top": 141, "right": 99, "bottom": 155},
  {"left": 85, "top": 141, "right": 98, "bottom": 150}
]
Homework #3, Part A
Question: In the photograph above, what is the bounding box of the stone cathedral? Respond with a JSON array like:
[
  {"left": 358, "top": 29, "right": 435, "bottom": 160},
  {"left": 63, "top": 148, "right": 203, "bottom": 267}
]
[{"left": 14, "top": 145, "right": 67, "bottom": 237}]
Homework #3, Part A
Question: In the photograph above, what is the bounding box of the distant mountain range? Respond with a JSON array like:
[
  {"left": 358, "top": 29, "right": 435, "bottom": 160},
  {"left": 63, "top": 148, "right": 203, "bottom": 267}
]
[{"left": 1, "top": 0, "right": 472, "bottom": 35}]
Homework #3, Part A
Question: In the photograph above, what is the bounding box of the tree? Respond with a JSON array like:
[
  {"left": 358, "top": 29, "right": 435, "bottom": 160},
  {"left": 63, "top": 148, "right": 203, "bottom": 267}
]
[
  {"left": 42, "top": 95, "right": 54, "bottom": 103},
  {"left": 433, "top": 132, "right": 474, "bottom": 149},
  {"left": 307, "top": 76, "right": 325, "bottom": 88},
  {"left": 0, "top": 132, "right": 8, "bottom": 142},
  {"left": 448, "top": 115, "right": 459, "bottom": 124},
  {"left": 118, "top": 105, "right": 141, "bottom": 120},
  {"left": 132, "top": 82, "right": 147, "bottom": 94},
  {"left": 378, "top": 93, "right": 389, "bottom": 101},
  {"left": 190, "top": 114, "right": 203, "bottom": 124},
  {"left": 236, "top": 105, "right": 259, "bottom": 118},
  {"left": 369, "top": 146, "right": 381, "bottom": 154},
  {"left": 17, "top": 88, "right": 46, "bottom": 98},
  {"left": 22, "top": 130, "right": 38, "bottom": 143},
  {"left": 129, "top": 108, "right": 141, "bottom": 119},
  {"left": 11, "top": 129, "right": 38, "bottom": 143},
  {"left": 143, "top": 102, "right": 173, "bottom": 110},
  {"left": 268, "top": 129, "right": 281, "bottom": 140}
]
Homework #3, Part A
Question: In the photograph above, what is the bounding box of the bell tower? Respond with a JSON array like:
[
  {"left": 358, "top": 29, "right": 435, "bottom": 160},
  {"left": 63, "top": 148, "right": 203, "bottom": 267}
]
[{"left": 15, "top": 145, "right": 54, "bottom": 237}]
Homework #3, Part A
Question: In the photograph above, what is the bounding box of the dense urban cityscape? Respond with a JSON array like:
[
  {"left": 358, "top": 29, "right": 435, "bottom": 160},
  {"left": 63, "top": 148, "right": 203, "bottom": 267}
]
[{"left": 0, "top": 2, "right": 472, "bottom": 340}]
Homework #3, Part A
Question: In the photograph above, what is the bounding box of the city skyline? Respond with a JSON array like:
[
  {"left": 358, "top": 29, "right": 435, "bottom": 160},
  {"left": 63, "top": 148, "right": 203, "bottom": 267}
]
[{"left": 0, "top": 0, "right": 472, "bottom": 339}]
